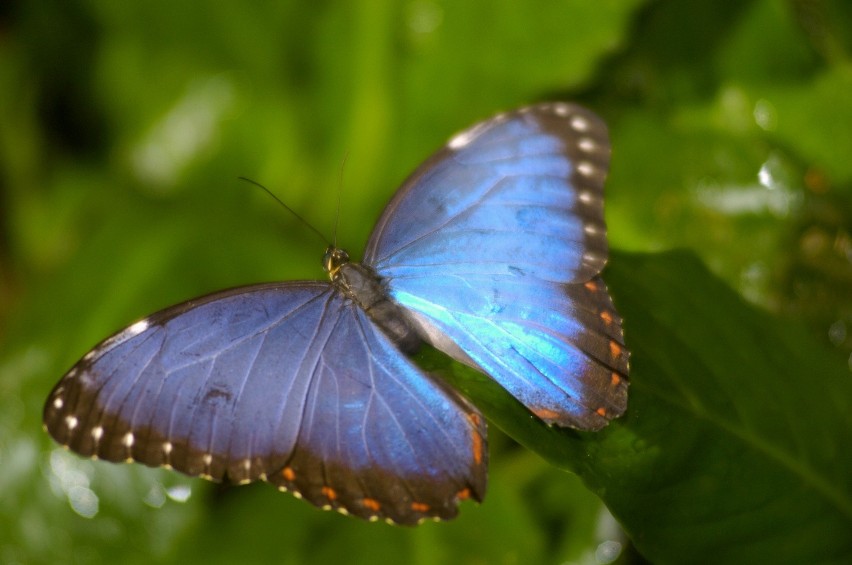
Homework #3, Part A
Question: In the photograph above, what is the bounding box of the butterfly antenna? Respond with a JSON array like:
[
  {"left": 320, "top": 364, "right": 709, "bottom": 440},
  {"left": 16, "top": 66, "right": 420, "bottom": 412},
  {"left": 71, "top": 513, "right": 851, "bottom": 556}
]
[
  {"left": 238, "top": 177, "right": 331, "bottom": 246},
  {"left": 332, "top": 152, "right": 349, "bottom": 248}
]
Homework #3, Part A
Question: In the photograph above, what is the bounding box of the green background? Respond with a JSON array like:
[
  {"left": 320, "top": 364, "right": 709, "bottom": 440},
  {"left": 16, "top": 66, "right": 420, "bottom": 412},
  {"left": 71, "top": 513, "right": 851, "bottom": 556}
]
[{"left": 1, "top": 1, "right": 851, "bottom": 563}]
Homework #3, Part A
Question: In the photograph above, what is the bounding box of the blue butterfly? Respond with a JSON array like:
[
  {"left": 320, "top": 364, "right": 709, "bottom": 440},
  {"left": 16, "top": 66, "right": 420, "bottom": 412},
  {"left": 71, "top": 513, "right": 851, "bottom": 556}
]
[{"left": 44, "top": 103, "right": 628, "bottom": 525}]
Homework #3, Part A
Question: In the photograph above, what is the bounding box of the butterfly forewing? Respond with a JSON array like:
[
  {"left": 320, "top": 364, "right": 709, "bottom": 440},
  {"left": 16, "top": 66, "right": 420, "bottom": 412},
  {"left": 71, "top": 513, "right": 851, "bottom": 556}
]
[
  {"left": 364, "top": 103, "right": 628, "bottom": 429},
  {"left": 365, "top": 103, "right": 611, "bottom": 284},
  {"left": 44, "top": 283, "right": 486, "bottom": 525}
]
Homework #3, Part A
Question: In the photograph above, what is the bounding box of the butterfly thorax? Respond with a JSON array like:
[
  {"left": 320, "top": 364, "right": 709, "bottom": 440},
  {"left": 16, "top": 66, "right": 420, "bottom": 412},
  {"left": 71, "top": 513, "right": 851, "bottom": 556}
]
[{"left": 323, "top": 245, "right": 421, "bottom": 354}]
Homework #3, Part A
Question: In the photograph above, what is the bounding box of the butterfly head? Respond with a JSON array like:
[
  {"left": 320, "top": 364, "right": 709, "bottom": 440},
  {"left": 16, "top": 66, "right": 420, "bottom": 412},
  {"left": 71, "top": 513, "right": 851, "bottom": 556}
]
[{"left": 323, "top": 246, "right": 350, "bottom": 282}]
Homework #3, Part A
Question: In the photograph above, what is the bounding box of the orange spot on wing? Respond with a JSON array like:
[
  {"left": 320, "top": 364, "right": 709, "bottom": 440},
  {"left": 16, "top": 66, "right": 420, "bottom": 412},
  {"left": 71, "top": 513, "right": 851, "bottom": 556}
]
[
  {"left": 321, "top": 486, "right": 337, "bottom": 501},
  {"left": 410, "top": 502, "right": 430, "bottom": 513},
  {"left": 609, "top": 341, "right": 622, "bottom": 358},
  {"left": 361, "top": 498, "right": 381, "bottom": 512},
  {"left": 467, "top": 413, "right": 484, "bottom": 465},
  {"left": 596, "top": 407, "right": 607, "bottom": 417},
  {"left": 456, "top": 488, "right": 471, "bottom": 501},
  {"left": 611, "top": 373, "right": 621, "bottom": 386},
  {"left": 600, "top": 310, "right": 613, "bottom": 325},
  {"left": 533, "top": 407, "right": 560, "bottom": 421},
  {"left": 281, "top": 467, "right": 295, "bottom": 482},
  {"left": 584, "top": 280, "right": 598, "bottom": 292}
]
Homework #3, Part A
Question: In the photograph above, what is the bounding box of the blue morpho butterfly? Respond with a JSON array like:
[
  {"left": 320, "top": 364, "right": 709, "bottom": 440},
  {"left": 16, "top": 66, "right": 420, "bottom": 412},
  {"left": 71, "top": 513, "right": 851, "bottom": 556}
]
[{"left": 44, "top": 102, "right": 629, "bottom": 525}]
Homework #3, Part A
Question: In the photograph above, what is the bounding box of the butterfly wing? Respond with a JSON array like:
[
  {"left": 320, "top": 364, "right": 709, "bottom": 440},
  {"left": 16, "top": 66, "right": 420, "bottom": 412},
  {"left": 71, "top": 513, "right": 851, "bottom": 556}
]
[
  {"left": 364, "top": 102, "right": 628, "bottom": 430},
  {"left": 44, "top": 283, "right": 486, "bottom": 524}
]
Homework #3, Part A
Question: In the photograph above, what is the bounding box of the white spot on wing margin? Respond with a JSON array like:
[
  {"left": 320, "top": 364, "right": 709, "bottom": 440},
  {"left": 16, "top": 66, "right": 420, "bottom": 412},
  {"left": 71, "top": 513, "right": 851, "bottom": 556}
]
[{"left": 128, "top": 320, "right": 150, "bottom": 336}]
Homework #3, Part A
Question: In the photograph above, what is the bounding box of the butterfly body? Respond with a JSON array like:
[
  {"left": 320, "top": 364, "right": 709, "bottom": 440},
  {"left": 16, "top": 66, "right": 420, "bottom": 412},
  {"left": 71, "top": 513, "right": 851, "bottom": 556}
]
[
  {"left": 44, "top": 102, "right": 628, "bottom": 524},
  {"left": 326, "top": 247, "right": 421, "bottom": 354}
]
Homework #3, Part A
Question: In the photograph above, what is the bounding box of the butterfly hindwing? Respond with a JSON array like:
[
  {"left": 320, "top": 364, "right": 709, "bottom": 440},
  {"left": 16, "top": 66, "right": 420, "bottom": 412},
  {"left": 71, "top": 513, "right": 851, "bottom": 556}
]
[
  {"left": 44, "top": 283, "right": 486, "bottom": 524},
  {"left": 364, "top": 103, "right": 628, "bottom": 428}
]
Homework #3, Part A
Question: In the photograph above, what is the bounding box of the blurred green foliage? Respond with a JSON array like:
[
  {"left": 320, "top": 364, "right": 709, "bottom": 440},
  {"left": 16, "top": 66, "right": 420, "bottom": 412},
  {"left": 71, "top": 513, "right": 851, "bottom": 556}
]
[{"left": 1, "top": 0, "right": 850, "bottom": 564}]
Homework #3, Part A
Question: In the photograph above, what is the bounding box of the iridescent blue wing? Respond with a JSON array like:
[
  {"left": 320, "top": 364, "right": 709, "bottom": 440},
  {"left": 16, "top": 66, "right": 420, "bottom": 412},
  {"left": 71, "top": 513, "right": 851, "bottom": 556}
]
[
  {"left": 364, "top": 103, "right": 628, "bottom": 430},
  {"left": 44, "top": 283, "right": 486, "bottom": 524}
]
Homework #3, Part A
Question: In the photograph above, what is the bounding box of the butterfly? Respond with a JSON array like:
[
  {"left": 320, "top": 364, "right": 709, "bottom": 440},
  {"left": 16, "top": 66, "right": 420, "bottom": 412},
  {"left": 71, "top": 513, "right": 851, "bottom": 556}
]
[{"left": 43, "top": 102, "right": 629, "bottom": 525}]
